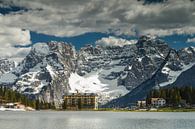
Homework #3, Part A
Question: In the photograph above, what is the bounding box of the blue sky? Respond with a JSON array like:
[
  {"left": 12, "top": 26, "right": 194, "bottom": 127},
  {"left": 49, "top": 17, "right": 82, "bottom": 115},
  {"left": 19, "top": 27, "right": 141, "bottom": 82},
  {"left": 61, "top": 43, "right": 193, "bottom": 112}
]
[
  {"left": 160, "top": 34, "right": 195, "bottom": 49},
  {"left": 30, "top": 31, "right": 110, "bottom": 50},
  {"left": 30, "top": 31, "right": 139, "bottom": 50},
  {"left": 30, "top": 31, "right": 195, "bottom": 50}
]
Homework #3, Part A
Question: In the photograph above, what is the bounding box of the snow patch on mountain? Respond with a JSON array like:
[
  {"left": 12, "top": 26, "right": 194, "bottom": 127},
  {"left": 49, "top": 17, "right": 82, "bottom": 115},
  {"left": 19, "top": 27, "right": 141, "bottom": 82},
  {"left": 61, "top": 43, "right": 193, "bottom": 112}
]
[
  {"left": 160, "top": 63, "right": 195, "bottom": 87},
  {"left": 15, "top": 71, "right": 46, "bottom": 94},
  {"left": 69, "top": 71, "right": 129, "bottom": 104},
  {"left": 69, "top": 73, "right": 108, "bottom": 93},
  {"left": 46, "top": 65, "right": 56, "bottom": 78}
]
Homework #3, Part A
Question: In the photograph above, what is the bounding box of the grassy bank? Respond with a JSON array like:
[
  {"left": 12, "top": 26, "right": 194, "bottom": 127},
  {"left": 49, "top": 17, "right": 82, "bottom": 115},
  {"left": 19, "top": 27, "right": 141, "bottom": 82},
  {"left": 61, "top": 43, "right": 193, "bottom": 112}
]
[
  {"left": 157, "top": 107, "right": 195, "bottom": 112},
  {"left": 95, "top": 108, "right": 195, "bottom": 112},
  {"left": 37, "top": 107, "right": 195, "bottom": 112}
]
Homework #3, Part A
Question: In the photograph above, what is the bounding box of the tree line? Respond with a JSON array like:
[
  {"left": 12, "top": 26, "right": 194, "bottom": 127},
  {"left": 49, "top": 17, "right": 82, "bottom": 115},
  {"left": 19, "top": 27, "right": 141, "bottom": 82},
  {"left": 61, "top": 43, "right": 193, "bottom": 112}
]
[
  {"left": 0, "top": 86, "right": 55, "bottom": 110},
  {"left": 146, "top": 86, "right": 195, "bottom": 107}
]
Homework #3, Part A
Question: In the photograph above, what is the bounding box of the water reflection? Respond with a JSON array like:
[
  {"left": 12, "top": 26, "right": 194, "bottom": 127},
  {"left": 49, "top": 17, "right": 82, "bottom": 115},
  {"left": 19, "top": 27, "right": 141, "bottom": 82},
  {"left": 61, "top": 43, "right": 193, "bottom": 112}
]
[{"left": 0, "top": 111, "right": 195, "bottom": 129}]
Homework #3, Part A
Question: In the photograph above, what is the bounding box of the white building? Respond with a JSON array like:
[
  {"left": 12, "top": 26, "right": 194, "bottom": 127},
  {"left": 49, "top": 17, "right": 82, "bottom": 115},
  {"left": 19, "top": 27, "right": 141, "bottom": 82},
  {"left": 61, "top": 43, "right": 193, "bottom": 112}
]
[
  {"left": 137, "top": 100, "right": 146, "bottom": 108},
  {"left": 151, "top": 98, "right": 166, "bottom": 107}
]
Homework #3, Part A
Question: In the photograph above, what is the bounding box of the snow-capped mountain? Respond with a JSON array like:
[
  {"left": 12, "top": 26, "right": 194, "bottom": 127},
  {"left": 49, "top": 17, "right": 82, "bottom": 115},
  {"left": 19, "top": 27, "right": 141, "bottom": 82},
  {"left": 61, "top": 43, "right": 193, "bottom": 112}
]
[
  {"left": 0, "top": 42, "right": 76, "bottom": 108},
  {"left": 0, "top": 35, "right": 195, "bottom": 108},
  {"left": 104, "top": 43, "right": 195, "bottom": 108}
]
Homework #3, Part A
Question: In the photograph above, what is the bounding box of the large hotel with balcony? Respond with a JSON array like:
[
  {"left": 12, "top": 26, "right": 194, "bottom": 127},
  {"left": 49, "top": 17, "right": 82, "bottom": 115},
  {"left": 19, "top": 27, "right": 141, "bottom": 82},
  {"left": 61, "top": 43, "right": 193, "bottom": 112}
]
[{"left": 63, "top": 92, "right": 98, "bottom": 110}]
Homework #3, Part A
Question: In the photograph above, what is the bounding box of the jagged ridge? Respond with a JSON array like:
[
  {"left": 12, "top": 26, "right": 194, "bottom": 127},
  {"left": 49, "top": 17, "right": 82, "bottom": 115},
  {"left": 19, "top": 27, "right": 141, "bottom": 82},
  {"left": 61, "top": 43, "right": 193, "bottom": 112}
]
[{"left": 0, "top": 36, "right": 195, "bottom": 108}]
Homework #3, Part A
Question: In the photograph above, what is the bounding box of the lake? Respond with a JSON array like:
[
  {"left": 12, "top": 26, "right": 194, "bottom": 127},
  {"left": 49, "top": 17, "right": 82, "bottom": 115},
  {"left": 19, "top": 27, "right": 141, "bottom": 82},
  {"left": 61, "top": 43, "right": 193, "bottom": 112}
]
[{"left": 0, "top": 111, "right": 195, "bottom": 129}]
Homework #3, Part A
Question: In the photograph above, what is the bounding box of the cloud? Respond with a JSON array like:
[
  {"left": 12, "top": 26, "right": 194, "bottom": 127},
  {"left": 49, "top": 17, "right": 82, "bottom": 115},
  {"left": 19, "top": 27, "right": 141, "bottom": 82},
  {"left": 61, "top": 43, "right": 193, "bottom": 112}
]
[
  {"left": 0, "top": 0, "right": 194, "bottom": 62},
  {"left": 0, "top": 25, "right": 31, "bottom": 62},
  {"left": 187, "top": 38, "right": 195, "bottom": 43},
  {"left": 95, "top": 36, "right": 137, "bottom": 47},
  {"left": 0, "top": 0, "right": 194, "bottom": 37},
  {"left": 142, "top": 26, "right": 195, "bottom": 36},
  {"left": 0, "top": 26, "right": 31, "bottom": 45}
]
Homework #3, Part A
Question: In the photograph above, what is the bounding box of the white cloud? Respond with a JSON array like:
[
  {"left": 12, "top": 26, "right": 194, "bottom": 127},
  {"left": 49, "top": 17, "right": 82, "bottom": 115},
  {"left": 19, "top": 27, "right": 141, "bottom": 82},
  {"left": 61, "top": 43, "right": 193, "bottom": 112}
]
[
  {"left": 187, "top": 38, "right": 195, "bottom": 43},
  {"left": 141, "top": 26, "right": 195, "bottom": 36},
  {"left": 0, "top": 0, "right": 195, "bottom": 37},
  {"left": 0, "top": 26, "right": 31, "bottom": 62},
  {"left": 0, "top": 26, "right": 31, "bottom": 46},
  {"left": 0, "top": 0, "right": 194, "bottom": 62},
  {"left": 95, "top": 36, "right": 137, "bottom": 47}
]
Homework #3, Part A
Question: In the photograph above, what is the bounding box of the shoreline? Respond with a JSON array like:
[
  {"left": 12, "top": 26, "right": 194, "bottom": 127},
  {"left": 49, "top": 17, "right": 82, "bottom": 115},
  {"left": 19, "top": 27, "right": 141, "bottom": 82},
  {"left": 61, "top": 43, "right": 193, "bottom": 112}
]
[
  {"left": 33, "top": 107, "right": 195, "bottom": 112},
  {"left": 1, "top": 107, "right": 195, "bottom": 112}
]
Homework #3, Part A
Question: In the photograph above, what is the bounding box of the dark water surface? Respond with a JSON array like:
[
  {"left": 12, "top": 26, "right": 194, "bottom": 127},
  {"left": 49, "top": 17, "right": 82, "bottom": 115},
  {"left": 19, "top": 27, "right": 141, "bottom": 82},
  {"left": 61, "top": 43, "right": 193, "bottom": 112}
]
[{"left": 0, "top": 111, "right": 195, "bottom": 129}]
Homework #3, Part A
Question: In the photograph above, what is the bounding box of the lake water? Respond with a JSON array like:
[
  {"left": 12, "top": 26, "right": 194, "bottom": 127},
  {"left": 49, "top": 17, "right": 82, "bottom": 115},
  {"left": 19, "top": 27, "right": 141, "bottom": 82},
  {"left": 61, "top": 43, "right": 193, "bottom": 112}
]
[{"left": 0, "top": 111, "right": 195, "bottom": 129}]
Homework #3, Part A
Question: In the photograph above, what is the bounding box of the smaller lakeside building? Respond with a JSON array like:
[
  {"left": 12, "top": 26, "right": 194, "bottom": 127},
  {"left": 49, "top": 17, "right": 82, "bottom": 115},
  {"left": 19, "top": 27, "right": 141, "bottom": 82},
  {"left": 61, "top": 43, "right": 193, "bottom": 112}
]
[
  {"left": 63, "top": 92, "right": 98, "bottom": 110},
  {"left": 151, "top": 98, "right": 166, "bottom": 107},
  {"left": 137, "top": 100, "right": 146, "bottom": 108}
]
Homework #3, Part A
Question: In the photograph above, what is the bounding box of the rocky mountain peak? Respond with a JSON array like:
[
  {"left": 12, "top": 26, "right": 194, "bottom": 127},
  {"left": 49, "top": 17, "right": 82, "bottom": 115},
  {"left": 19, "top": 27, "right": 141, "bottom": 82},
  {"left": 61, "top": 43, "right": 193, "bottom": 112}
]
[
  {"left": 0, "top": 36, "right": 195, "bottom": 108},
  {"left": 0, "top": 42, "right": 77, "bottom": 108}
]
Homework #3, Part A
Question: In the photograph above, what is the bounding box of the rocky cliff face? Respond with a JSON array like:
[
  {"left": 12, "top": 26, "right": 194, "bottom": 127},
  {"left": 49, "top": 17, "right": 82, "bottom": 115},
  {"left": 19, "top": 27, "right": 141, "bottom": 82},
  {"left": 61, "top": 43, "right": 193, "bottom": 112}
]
[
  {"left": 0, "top": 59, "right": 16, "bottom": 85},
  {"left": 0, "top": 36, "right": 195, "bottom": 108},
  {"left": 0, "top": 58, "right": 15, "bottom": 76},
  {"left": 118, "top": 36, "right": 170, "bottom": 90},
  {"left": 73, "top": 36, "right": 171, "bottom": 104},
  {"left": 104, "top": 45, "right": 195, "bottom": 108},
  {"left": 76, "top": 36, "right": 173, "bottom": 90},
  {"left": 0, "top": 42, "right": 76, "bottom": 108}
]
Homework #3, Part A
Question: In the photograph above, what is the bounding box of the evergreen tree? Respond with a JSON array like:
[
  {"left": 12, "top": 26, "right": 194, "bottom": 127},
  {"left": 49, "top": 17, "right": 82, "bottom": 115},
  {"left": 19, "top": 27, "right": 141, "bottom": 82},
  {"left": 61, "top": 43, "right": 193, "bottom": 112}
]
[
  {"left": 0, "top": 85, "right": 54, "bottom": 109},
  {"left": 147, "top": 86, "right": 195, "bottom": 107}
]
